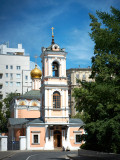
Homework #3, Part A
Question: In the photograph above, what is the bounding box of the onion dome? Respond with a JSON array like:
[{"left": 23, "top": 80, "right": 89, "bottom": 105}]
[{"left": 30, "top": 64, "right": 42, "bottom": 79}]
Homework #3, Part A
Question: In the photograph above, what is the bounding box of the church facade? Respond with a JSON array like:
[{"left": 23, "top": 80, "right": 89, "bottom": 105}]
[{"left": 8, "top": 31, "right": 85, "bottom": 150}]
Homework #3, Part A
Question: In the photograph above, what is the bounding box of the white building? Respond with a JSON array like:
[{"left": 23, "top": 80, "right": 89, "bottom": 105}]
[{"left": 0, "top": 43, "right": 32, "bottom": 100}]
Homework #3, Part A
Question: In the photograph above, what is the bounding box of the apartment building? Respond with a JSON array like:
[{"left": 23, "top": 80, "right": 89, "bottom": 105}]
[
  {"left": 0, "top": 43, "right": 32, "bottom": 100},
  {"left": 67, "top": 68, "right": 94, "bottom": 116}
]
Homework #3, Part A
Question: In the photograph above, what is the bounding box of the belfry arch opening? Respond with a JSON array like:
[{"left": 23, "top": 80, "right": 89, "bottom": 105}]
[{"left": 52, "top": 61, "right": 59, "bottom": 77}]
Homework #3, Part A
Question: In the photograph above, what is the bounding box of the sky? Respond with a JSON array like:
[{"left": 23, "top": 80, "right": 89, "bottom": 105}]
[{"left": 0, "top": 0, "right": 120, "bottom": 69}]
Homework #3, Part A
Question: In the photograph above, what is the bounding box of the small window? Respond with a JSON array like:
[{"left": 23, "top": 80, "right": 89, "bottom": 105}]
[
  {"left": 5, "top": 73, "right": 8, "bottom": 78},
  {"left": 25, "top": 75, "right": 28, "bottom": 80},
  {"left": 16, "top": 74, "right": 21, "bottom": 79},
  {"left": 0, "top": 74, "right": 2, "bottom": 79},
  {"left": 33, "top": 135, "right": 38, "bottom": 144},
  {"left": 10, "top": 73, "right": 13, "bottom": 79},
  {"left": 16, "top": 82, "right": 20, "bottom": 86},
  {"left": 5, "top": 81, "right": 8, "bottom": 86},
  {"left": 53, "top": 91, "right": 60, "bottom": 108},
  {"left": 76, "top": 134, "right": 82, "bottom": 143},
  {"left": 76, "top": 74, "right": 79, "bottom": 84},
  {"left": 0, "top": 95, "right": 3, "bottom": 99},
  {"left": 6, "top": 65, "right": 8, "bottom": 69},
  {"left": 55, "top": 46, "right": 57, "bottom": 49},
  {"left": 16, "top": 66, "right": 21, "bottom": 70},
  {"left": 10, "top": 65, "right": 13, "bottom": 69},
  {"left": 82, "top": 74, "right": 86, "bottom": 80},
  {"left": 10, "top": 82, "right": 13, "bottom": 86}
]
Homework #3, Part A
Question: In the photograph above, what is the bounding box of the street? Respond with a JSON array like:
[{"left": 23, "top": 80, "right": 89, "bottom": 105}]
[
  {"left": 4, "top": 151, "right": 77, "bottom": 160},
  {"left": 2, "top": 150, "right": 119, "bottom": 160}
]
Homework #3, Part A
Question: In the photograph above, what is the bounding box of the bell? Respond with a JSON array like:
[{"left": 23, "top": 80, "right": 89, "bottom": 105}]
[{"left": 54, "top": 66, "right": 58, "bottom": 71}]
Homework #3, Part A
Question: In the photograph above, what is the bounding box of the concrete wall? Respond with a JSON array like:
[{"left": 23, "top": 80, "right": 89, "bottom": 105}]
[
  {"left": 19, "top": 136, "right": 26, "bottom": 150},
  {"left": 0, "top": 136, "right": 8, "bottom": 151}
]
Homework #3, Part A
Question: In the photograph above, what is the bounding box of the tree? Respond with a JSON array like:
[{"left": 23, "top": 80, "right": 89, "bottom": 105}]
[
  {"left": 73, "top": 7, "right": 120, "bottom": 153},
  {"left": 0, "top": 93, "right": 18, "bottom": 133}
]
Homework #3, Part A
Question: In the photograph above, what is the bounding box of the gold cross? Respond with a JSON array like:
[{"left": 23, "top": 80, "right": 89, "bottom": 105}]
[{"left": 51, "top": 27, "right": 54, "bottom": 36}]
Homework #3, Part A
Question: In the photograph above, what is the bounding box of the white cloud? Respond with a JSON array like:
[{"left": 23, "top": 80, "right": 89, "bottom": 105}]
[
  {"left": 65, "top": 27, "right": 94, "bottom": 66},
  {"left": 75, "top": 0, "right": 120, "bottom": 12}
]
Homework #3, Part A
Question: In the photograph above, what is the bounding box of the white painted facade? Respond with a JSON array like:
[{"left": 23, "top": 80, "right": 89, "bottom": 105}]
[
  {"left": 0, "top": 43, "right": 32, "bottom": 100},
  {"left": 8, "top": 36, "right": 85, "bottom": 151}
]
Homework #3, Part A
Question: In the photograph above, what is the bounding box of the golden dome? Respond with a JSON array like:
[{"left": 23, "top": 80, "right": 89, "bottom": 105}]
[{"left": 30, "top": 64, "right": 42, "bottom": 79}]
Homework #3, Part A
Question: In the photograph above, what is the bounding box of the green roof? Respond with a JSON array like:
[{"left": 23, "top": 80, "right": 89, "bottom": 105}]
[{"left": 17, "top": 90, "right": 40, "bottom": 100}]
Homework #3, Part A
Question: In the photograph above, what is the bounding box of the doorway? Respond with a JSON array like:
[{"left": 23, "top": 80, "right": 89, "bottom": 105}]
[{"left": 54, "top": 130, "right": 62, "bottom": 148}]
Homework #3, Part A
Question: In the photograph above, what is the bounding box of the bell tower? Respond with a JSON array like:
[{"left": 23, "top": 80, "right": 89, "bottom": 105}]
[{"left": 40, "top": 28, "right": 69, "bottom": 124}]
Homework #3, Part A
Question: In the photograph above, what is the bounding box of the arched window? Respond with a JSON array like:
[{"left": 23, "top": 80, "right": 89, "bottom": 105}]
[
  {"left": 52, "top": 62, "right": 59, "bottom": 77},
  {"left": 53, "top": 91, "right": 60, "bottom": 108}
]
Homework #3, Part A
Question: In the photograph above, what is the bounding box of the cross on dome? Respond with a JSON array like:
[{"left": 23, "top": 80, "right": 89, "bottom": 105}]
[{"left": 51, "top": 27, "right": 54, "bottom": 37}]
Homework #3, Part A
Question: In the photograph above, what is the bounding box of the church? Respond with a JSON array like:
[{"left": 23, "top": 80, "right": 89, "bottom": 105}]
[{"left": 8, "top": 29, "right": 85, "bottom": 150}]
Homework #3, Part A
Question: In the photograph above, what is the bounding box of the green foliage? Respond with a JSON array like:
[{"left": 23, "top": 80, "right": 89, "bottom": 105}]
[
  {"left": 72, "top": 112, "right": 84, "bottom": 121},
  {"left": 73, "top": 7, "right": 120, "bottom": 153},
  {"left": 0, "top": 92, "right": 18, "bottom": 133}
]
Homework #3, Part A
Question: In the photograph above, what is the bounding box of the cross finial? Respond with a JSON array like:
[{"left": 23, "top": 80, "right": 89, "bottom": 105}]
[{"left": 51, "top": 27, "right": 54, "bottom": 37}]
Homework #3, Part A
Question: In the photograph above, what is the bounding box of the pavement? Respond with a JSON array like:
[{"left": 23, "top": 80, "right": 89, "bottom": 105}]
[
  {"left": 0, "top": 151, "right": 17, "bottom": 160},
  {"left": 67, "top": 149, "right": 120, "bottom": 160}
]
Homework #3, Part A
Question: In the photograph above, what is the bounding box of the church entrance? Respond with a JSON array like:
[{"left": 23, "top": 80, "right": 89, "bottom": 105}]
[{"left": 54, "top": 130, "right": 62, "bottom": 148}]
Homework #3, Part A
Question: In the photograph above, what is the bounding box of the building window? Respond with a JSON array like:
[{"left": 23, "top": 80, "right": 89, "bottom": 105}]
[
  {"left": 0, "top": 74, "right": 3, "bottom": 79},
  {"left": 75, "top": 134, "right": 82, "bottom": 143},
  {"left": 76, "top": 74, "right": 79, "bottom": 84},
  {"left": 6, "top": 65, "right": 8, "bottom": 69},
  {"left": 5, "top": 81, "right": 8, "bottom": 86},
  {"left": 82, "top": 74, "right": 86, "bottom": 81},
  {"left": 53, "top": 91, "right": 60, "bottom": 108},
  {"left": 25, "top": 75, "right": 28, "bottom": 80},
  {"left": 10, "top": 65, "right": 13, "bottom": 69},
  {"left": 33, "top": 135, "right": 38, "bottom": 143},
  {"left": 10, "top": 73, "right": 13, "bottom": 80},
  {"left": 10, "top": 82, "right": 13, "bottom": 86},
  {"left": 16, "top": 82, "right": 21, "bottom": 86},
  {"left": 0, "top": 95, "right": 3, "bottom": 99},
  {"left": 5, "top": 73, "right": 8, "bottom": 78},
  {"left": 16, "top": 66, "right": 21, "bottom": 70},
  {"left": 52, "top": 61, "right": 59, "bottom": 77},
  {"left": 16, "top": 74, "right": 21, "bottom": 79},
  {"left": 32, "top": 133, "right": 40, "bottom": 144}
]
